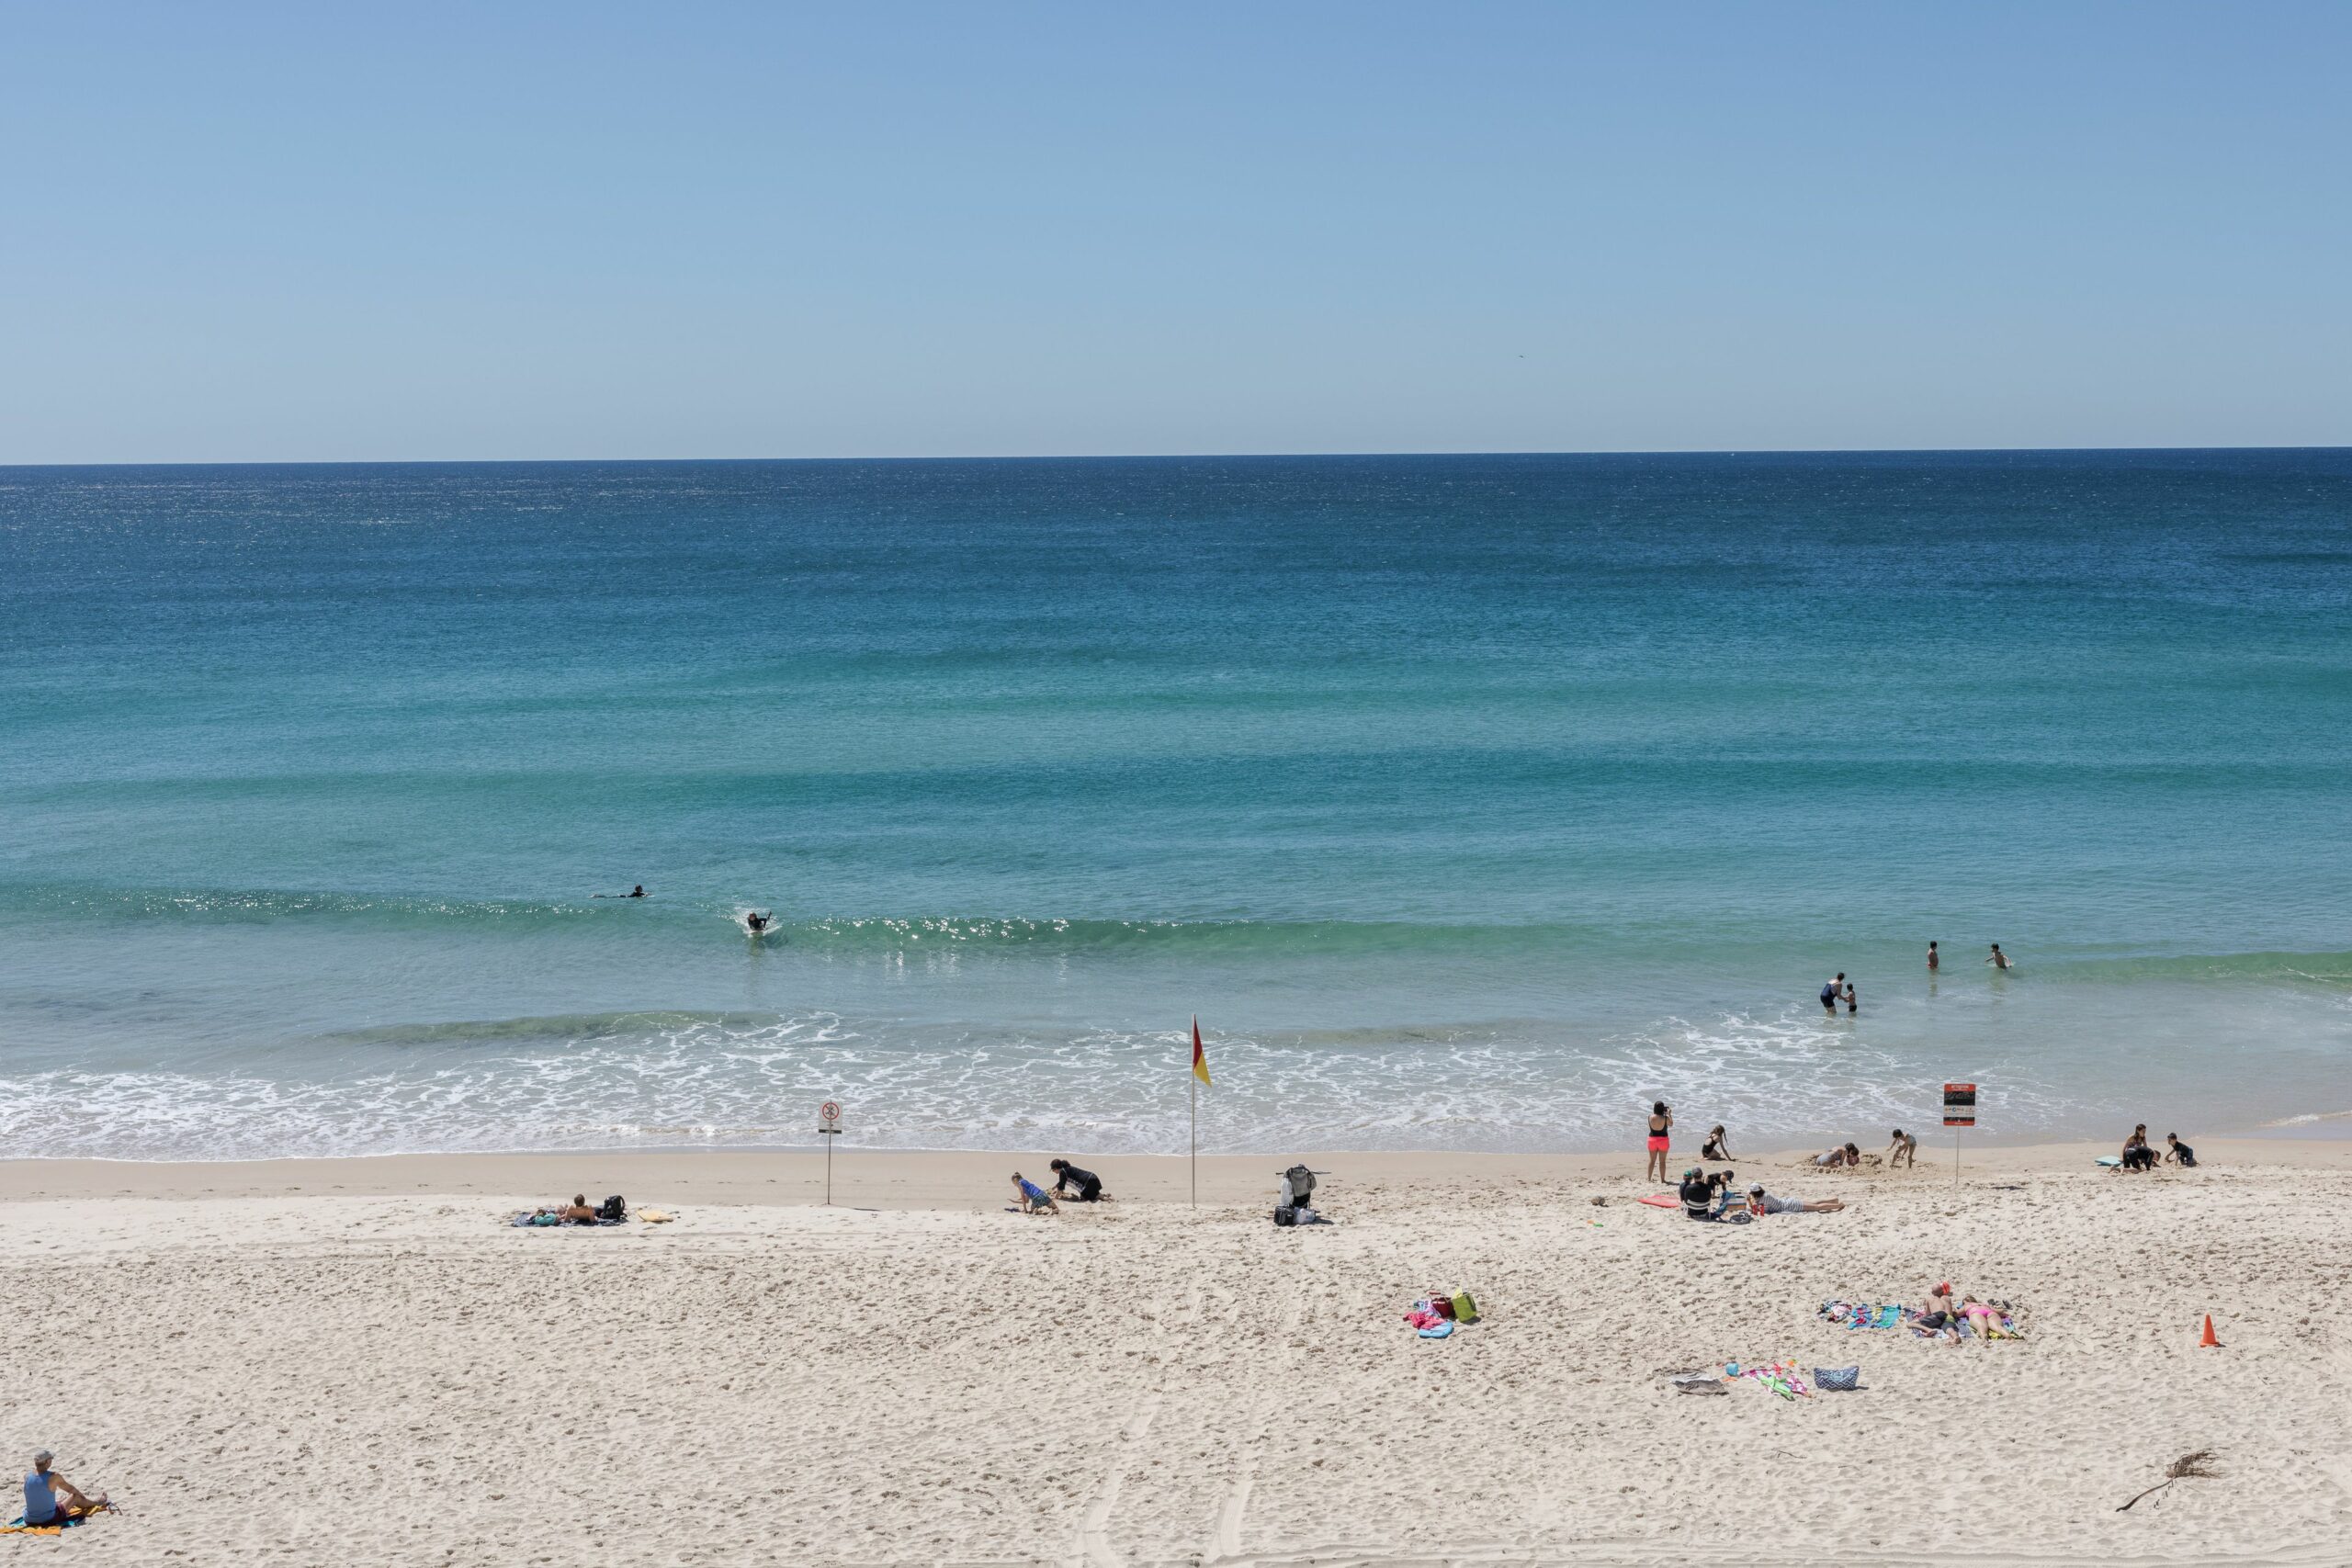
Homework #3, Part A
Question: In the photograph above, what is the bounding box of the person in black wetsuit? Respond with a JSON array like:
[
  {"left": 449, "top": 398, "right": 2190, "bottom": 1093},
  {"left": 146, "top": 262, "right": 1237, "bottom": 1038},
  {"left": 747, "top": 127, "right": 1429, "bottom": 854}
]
[
  {"left": 2165, "top": 1133, "right": 2197, "bottom": 1168},
  {"left": 1048, "top": 1158, "right": 1106, "bottom": 1201}
]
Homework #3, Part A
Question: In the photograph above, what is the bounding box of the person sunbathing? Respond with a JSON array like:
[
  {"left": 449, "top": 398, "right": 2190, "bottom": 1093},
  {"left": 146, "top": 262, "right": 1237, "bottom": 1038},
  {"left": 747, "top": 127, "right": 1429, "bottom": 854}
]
[
  {"left": 1961, "top": 1295, "right": 2022, "bottom": 1338},
  {"left": 1010, "top": 1171, "right": 1057, "bottom": 1214},
  {"left": 558, "top": 1193, "right": 600, "bottom": 1222},
  {"left": 21, "top": 1451, "right": 106, "bottom": 1528},
  {"left": 1912, "top": 1282, "right": 1961, "bottom": 1341},
  {"left": 1745, "top": 1184, "right": 1843, "bottom": 1214}
]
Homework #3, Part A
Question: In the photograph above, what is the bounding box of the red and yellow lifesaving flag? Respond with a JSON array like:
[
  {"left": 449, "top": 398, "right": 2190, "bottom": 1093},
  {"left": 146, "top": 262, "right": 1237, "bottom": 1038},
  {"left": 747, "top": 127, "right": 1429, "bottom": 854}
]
[{"left": 1191, "top": 1015, "right": 1212, "bottom": 1086}]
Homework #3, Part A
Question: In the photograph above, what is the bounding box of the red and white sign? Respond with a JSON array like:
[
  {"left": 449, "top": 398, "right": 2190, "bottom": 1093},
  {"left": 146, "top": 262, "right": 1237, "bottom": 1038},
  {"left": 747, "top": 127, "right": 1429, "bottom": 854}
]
[{"left": 818, "top": 1100, "right": 842, "bottom": 1132}]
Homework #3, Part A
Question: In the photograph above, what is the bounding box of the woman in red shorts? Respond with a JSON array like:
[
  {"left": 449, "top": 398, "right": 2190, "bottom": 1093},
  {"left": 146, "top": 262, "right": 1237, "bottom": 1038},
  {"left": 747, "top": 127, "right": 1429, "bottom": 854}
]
[{"left": 1645, "top": 1101, "right": 1674, "bottom": 1184}]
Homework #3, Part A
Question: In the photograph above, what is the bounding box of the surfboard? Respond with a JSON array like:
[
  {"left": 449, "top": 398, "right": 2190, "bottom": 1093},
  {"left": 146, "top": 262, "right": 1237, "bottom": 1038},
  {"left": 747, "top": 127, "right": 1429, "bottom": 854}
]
[{"left": 1638, "top": 1192, "right": 1679, "bottom": 1209}]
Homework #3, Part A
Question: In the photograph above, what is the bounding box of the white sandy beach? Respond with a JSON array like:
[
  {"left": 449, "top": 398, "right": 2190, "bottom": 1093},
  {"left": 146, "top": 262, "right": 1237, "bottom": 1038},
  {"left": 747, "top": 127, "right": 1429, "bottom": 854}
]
[{"left": 5, "top": 1140, "right": 2350, "bottom": 1566}]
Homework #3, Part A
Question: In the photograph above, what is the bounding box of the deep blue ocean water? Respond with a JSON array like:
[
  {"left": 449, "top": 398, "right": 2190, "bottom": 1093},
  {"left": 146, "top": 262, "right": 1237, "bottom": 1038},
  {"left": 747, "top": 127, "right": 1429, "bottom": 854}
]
[{"left": 3, "top": 452, "right": 2347, "bottom": 1158}]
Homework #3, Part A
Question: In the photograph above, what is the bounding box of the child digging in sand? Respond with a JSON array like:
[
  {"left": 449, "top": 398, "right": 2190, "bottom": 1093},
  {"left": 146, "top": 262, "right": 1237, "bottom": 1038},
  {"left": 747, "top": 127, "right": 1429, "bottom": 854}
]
[{"left": 1010, "top": 1171, "right": 1057, "bottom": 1214}]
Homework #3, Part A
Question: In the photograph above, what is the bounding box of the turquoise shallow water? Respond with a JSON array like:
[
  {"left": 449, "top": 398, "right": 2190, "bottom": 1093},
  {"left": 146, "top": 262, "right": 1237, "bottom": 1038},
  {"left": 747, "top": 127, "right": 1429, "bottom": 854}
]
[{"left": 2, "top": 452, "right": 2347, "bottom": 1157}]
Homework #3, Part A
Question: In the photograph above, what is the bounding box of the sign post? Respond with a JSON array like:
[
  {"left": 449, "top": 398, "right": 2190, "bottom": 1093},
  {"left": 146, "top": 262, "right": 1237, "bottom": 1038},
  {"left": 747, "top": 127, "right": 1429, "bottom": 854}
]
[
  {"left": 817, "top": 1100, "right": 843, "bottom": 1206},
  {"left": 1942, "top": 1083, "right": 1977, "bottom": 1190}
]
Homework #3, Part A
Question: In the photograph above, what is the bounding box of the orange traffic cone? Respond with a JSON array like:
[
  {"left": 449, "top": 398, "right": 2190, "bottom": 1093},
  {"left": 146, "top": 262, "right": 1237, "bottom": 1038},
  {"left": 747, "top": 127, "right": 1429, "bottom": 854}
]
[{"left": 2199, "top": 1314, "right": 2220, "bottom": 1348}]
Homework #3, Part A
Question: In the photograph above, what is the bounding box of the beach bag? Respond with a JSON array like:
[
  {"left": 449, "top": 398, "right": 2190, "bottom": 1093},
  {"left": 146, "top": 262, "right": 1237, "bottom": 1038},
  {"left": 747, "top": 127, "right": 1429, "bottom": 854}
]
[
  {"left": 597, "top": 1195, "right": 627, "bottom": 1222},
  {"left": 1451, "top": 1292, "right": 1479, "bottom": 1323},
  {"left": 1280, "top": 1165, "right": 1317, "bottom": 1207},
  {"left": 1431, "top": 1294, "right": 1456, "bottom": 1319},
  {"left": 1273, "top": 1204, "right": 1296, "bottom": 1227},
  {"left": 1813, "top": 1365, "right": 1860, "bottom": 1392}
]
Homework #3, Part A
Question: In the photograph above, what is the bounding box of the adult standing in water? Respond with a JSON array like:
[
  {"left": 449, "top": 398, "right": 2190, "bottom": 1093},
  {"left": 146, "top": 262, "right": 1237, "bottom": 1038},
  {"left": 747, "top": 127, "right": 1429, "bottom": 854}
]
[
  {"left": 1820, "top": 973, "right": 1844, "bottom": 1015},
  {"left": 1645, "top": 1101, "right": 1673, "bottom": 1185},
  {"left": 1986, "top": 942, "right": 2012, "bottom": 970}
]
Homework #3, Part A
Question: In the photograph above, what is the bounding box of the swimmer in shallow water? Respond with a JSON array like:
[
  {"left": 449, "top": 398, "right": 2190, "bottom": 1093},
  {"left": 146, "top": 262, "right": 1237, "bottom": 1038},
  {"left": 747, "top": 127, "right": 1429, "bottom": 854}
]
[
  {"left": 594, "top": 885, "right": 647, "bottom": 899},
  {"left": 744, "top": 910, "right": 772, "bottom": 934}
]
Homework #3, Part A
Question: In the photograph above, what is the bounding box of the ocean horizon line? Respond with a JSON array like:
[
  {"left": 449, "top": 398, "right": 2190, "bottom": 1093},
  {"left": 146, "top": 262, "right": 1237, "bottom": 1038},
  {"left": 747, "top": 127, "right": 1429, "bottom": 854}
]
[{"left": 6, "top": 443, "right": 2352, "bottom": 471}]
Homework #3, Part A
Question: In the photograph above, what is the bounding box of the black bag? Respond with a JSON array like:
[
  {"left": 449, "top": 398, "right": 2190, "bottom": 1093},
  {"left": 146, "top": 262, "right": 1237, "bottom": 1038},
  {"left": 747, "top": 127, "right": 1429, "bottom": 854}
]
[
  {"left": 1273, "top": 1204, "right": 1296, "bottom": 1227},
  {"left": 597, "top": 1194, "right": 628, "bottom": 1222}
]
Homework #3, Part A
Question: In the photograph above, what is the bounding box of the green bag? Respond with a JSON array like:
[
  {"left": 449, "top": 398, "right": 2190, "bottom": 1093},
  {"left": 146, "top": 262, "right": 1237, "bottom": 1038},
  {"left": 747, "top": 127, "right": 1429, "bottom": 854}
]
[{"left": 1451, "top": 1292, "right": 1478, "bottom": 1323}]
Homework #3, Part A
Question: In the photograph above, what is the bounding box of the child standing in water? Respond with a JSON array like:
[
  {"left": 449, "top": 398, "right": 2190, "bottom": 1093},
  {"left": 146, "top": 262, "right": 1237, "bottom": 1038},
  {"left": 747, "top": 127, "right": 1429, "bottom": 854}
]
[{"left": 1928, "top": 941, "right": 1939, "bottom": 971}]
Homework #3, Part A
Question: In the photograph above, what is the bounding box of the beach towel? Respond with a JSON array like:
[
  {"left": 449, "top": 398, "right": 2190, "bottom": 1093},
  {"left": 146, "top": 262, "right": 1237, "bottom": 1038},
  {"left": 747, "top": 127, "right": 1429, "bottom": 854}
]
[
  {"left": 1818, "top": 1300, "right": 1903, "bottom": 1329},
  {"left": 1417, "top": 1321, "right": 1454, "bottom": 1339},
  {"left": 3, "top": 1515, "right": 86, "bottom": 1534},
  {"left": 1728, "top": 1359, "right": 1812, "bottom": 1400}
]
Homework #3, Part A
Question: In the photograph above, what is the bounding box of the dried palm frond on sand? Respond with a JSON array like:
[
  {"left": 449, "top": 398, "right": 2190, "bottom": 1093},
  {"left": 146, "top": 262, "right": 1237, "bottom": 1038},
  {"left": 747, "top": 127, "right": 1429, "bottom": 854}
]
[{"left": 2117, "top": 1450, "right": 2220, "bottom": 1511}]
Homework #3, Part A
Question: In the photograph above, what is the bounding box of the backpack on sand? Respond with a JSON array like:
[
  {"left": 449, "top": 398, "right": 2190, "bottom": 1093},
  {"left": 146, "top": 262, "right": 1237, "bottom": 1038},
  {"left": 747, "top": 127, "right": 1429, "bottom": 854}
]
[{"left": 597, "top": 1195, "right": 628, "bottom": 1223}]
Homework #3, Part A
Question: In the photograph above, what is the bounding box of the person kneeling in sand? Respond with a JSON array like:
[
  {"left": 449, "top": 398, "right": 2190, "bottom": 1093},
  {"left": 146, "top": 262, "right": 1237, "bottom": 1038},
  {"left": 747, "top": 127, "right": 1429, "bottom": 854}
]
[
  {"left": 1812, "top": 1142, "right": 1863, "bottom": 1168},
  {"left": 1048, "top": 1158, "right": 1107, "bottom": 1201},
  {"left": 22, "top": 1451, "right": 107, "bottom": 1528},
  {"left": 1010, "top": 1171, "right": 1057, "bottom": 1214},
  {"left": 1745, "top": 1184, "right": 1843, "bottom": 1214}
]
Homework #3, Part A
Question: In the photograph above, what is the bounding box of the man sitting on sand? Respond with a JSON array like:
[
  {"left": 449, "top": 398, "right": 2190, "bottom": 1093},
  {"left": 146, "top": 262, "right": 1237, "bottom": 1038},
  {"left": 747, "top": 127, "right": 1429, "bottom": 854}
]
[
  {"left": 22, "top": 1451, "right": 106, "bottom": 1528},
  {"left": 1047, "top": 1158, "right": 1106, "bottom": 1201},
  {"left": 1679, "top": 1167, "right": 1738, "bottom": 1221},
  {"left": 1886, "top": 1128, "right": 1917, "bottom": 1168},
  {"left": 1746, "top": 1184, "right": 1844, "bottom": 1214},
  {"left": 1010, "top": 1171, "right": 1057, "bottom": 1214},
  {"left": 559, "top": 1193, "right": 599, "bottom": 1222}
]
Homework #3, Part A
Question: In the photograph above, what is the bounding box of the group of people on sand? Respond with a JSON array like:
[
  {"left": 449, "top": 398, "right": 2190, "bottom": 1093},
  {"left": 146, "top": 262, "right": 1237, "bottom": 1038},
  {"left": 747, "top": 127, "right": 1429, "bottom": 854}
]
[
  {"left": 1912, "top": 1281, "right": 2023, "bottom": 1343},
  {"left": 2119, "top": 1124, "right": 2196, "bottom": 1171},
  {"left": 1651, "top": 1107, "right": 1848, "bottom": 1222},
  {"left": 1009, "top": 1158, "right": 1109, "bottom": 1213},
  {"left": 1675, "top": 1163, "right": 1845, "bottom": 1222}
]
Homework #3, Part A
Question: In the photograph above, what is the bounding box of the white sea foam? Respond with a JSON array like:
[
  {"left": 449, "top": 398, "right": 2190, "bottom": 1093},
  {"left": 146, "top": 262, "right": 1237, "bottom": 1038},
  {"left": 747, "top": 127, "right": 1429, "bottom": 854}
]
[{"left": 0, "top": 1007, "right": 2086, "bottom": 1160}]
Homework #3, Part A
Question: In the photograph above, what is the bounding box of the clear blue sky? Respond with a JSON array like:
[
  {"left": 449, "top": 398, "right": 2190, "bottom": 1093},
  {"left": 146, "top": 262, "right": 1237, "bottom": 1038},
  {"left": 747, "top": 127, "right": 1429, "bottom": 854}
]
[{"left": 5, "top": 2, "right": 2347, "bottom": 460}]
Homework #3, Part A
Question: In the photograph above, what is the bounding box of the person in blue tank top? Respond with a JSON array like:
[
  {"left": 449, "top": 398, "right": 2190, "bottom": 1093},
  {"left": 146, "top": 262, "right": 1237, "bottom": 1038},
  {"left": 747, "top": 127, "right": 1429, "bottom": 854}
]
[{"left": 22, "top": 1450, "right": 106, "bottom": 1526}]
